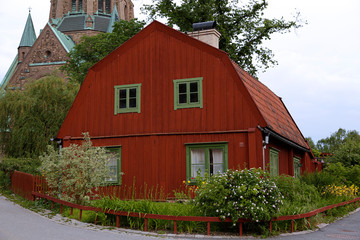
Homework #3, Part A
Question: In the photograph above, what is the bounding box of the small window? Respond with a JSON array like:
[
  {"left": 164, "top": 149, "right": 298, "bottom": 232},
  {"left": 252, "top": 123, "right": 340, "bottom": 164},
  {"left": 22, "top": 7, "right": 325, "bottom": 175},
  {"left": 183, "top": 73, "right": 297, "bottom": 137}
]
[
  {"left": 186, "top": 143, "right": 228, "bottom": 183},
  {"left": 269, "top": 148, "right": 279, "bottom": 177},
  {"left": 105, "top": 147, "right": 121, "bottom": 184},
  {"left": 114, "top": 84, "right": 141, "bottom": 114},
  {"left": 293, "top": 156, "right": 301, "bottom": 178},
  {"left": 98, "top": 0, "right": 104, "bottom": 12},
  {"left": 174, "top": 77, "right": 203, "bottom": 110}
]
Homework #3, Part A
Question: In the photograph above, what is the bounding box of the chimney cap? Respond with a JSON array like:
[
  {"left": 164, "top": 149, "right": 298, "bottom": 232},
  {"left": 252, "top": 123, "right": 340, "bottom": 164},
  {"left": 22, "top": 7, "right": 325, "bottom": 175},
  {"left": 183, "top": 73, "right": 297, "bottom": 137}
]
[{"left": 193, "top": 21, "right": 217, "bottom": 31}]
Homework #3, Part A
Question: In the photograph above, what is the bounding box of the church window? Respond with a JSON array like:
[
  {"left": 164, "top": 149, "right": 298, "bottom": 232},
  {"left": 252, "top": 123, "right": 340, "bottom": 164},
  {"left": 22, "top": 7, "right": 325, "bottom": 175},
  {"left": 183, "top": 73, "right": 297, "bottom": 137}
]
[
  {"left": 72, "top": 0, "right": 76, "bottom": 12},
  {"left": 98, "top": 0, "right": 104, "bottom": 13},
  {"left": 78, "top": 0, "right": 83, "bottom": 12},
  {"left": 72, "top": 0, "right": 83, "bottom": 12},
  {"left": 98, "top": 0, "right": 111, "bottom": 14}
]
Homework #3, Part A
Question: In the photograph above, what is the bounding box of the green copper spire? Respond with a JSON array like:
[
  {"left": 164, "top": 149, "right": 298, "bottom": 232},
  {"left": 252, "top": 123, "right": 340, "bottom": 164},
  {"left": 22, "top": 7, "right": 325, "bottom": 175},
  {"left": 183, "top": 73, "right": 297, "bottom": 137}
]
[
  {"left": 107, "top": 5, "right": 119, "bottom": 33},
  {"left": 19, "top": 10, "right": 37, "bottom": 47}
]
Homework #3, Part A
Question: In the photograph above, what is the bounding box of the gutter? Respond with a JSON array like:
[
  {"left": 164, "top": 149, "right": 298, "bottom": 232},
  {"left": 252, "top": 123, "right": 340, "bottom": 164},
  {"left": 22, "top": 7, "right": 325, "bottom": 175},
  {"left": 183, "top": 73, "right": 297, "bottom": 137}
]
[{"left": 258, "top": 126, "right": 310, "bottom": 153}]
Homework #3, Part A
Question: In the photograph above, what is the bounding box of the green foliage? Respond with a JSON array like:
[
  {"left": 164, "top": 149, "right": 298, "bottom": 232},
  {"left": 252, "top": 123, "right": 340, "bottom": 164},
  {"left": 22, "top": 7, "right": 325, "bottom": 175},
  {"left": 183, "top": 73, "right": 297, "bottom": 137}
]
[
  {"left": 193, "top": 168, "right": 283, "bottom": 223},
  {"left": 143, "top": 0, "right": 304, "bottom": 77},
  {"left": 61, "top": 19, "right": 145, "bottom": 84},
  {"left": 0, "top": 76, "right": 79, "bottom": 158},
  {"left": 316, "top": 128, "right": 360, "bottom": 153},
  {"left": 330, "top": 139, "right": 360, "bottom": 167},
  {"left": 93, "top": 197, "right": 202, "bottom": 232},
  {"left": 39, "top": 133, "right": 111, "bottom": 204},
  {"left": 275, "top": 175, "right": 321, "bottom": 215}
]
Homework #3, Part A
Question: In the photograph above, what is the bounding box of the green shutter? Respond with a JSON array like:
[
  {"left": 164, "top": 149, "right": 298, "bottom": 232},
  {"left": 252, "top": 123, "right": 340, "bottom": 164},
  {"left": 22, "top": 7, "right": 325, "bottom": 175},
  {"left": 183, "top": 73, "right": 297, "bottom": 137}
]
[
  {"left": 269, "top": 148, "right": 279, "bottom": 177},
  {"left": 293, "top": 156, "right": 301, "bottom": 178}
]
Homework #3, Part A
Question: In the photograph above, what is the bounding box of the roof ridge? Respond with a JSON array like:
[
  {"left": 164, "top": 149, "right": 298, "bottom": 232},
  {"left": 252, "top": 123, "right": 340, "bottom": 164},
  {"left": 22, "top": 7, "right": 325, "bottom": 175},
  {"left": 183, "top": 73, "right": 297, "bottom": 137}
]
[{"left": 47, "top": 23, "right": 75, "bottom": 53}]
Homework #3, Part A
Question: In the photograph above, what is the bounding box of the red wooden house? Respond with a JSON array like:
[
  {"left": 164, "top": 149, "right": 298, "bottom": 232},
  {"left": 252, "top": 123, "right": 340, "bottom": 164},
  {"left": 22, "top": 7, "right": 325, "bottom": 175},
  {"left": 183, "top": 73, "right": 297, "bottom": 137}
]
[{"left": 56, "top": 21, "right": 318, "bottom": 196}]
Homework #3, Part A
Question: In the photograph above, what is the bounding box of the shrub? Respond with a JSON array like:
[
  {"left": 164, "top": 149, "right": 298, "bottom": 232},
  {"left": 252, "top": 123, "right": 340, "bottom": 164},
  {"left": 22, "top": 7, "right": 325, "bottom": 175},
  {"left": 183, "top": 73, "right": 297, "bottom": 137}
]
[
  {"left": 39, "top": 133, "right": 111, "bottom": 204},
  {"left": 0, "top": 157, "right": 41, "bottom": 189},
  {"left": 275, "top": 175, "right": 321, "bottom": 215},
  {"left": 193, "top": 168, "right": 283, "bottom": 223}
]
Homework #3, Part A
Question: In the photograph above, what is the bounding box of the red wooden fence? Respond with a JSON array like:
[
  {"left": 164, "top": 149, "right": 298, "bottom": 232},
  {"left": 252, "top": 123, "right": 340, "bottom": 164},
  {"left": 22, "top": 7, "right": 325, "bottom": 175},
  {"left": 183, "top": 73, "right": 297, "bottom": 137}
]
[
  {"left": 32, "top": 191, "right": 360, "bottom": 236},
  {"left": 10, "top": 171, "right": 360, "bottom": 236},
  {"left": 10, "top": 171, "right": 35, "bottom": 201}
]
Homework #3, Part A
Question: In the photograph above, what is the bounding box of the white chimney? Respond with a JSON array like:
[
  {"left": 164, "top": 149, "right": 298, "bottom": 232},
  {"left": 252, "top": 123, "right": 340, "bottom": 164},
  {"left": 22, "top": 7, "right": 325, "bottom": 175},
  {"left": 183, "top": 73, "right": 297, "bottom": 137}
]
[{"left": 187, "top": 21, "right": 221, "bottom": 49}]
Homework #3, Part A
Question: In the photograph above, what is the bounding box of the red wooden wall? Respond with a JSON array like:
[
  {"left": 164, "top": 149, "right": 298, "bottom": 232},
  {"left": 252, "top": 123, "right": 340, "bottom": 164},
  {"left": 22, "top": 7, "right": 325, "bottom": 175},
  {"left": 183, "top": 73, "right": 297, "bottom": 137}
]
[{"left": 57, "top": 21, "right": 315, "bottom": 198}]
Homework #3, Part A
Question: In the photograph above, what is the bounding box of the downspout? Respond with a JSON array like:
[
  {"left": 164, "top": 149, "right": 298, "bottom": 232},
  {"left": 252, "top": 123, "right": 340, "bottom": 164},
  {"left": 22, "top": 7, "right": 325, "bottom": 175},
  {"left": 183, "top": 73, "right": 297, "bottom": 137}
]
[{"left": 259, "top": 126, "right": 270, "bottom": 171}]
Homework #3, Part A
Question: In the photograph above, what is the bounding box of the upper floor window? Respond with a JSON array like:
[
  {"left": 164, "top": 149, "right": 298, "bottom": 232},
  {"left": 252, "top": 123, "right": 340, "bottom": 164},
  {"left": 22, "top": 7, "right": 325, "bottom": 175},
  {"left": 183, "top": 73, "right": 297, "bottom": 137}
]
[
  {"left": 173, "top": 77, "right": 203, "bottom": 110},
  {"left": 114, "top": 84, "right": 141, "bottom": 114}
]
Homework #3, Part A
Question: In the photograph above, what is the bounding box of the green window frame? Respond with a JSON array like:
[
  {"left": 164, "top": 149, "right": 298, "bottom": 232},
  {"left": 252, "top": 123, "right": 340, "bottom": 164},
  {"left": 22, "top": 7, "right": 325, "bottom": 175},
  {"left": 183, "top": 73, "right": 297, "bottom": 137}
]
[
  {"left": 173, "top": 77, "right": 203, "bottom": 110},
  {"left": 269, "top": 148, "right": 279, "bottom": 177},
  {"left": 186, "top": 142, "right": 228, "bottom": 183},
  {"left": 293, "top": 156, "right": 301, "bottom": 178},
  {"left": 105, "top": 147, "right": 121, "bottom": 184},
  {"left": 114, "top": 84, "right": 141, "bottom": 114}
]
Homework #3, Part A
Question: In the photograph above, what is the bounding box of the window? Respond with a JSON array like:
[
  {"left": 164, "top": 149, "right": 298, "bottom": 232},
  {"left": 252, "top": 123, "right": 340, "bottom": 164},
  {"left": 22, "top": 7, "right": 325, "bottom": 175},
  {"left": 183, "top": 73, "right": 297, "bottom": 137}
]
[
  {"left": 173, "top": 77, "right": 203, "bottom": 110},
  {"left": 269, "top": 148, "right": 279, "bottom": 177},
  {"left": 105, "top": 147, "right": 121, "bottom": 184},
  {"left": 293, "top": 156, "right": 301, "bottom": 178},
  {"left": 186, "top": 143, "right": 228, "bottom": 183},
  {"left": 71, "top": 0, "right": 83, "bottom": 12},
  {"left": 98, "top": 0, "right": 111, "bottom": 13},
  {"left": 114, "top": 84, "right": 141, "bottom": 114}
]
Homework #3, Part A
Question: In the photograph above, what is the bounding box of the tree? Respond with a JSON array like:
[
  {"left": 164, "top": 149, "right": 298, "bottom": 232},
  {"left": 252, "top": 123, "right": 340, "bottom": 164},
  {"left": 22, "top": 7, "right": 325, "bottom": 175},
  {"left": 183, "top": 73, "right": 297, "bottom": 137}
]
[
  {"left": 142, "top": 0, "right": 304, "bottom": 77},
  {"left": 330, "top": 139, "right": 360, "bottom": 167},
  {"left": 61, "top": 19, "right": 145, "bottom": 84},
  {"left": 305, "top": 137, "right": 321, "bottom": 157},
  {"left": 0, "top": 76, "right": 79, "bottom": 158},
  {"left": 316, "top": 128, "right": 360, "bottom": 153},
  {"left": 39, "top": 133, "right": 111, "bottom": 204}
]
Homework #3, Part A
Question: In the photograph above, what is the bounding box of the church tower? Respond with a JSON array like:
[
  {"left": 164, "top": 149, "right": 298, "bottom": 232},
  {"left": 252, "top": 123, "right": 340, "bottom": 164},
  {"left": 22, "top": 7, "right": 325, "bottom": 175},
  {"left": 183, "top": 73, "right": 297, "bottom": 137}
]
[
  {"left": 48, "top": 0, "right": 134, "bottom": 43},
  {"left": 1, "top": 0, "right": 134, "bottom": 91}
]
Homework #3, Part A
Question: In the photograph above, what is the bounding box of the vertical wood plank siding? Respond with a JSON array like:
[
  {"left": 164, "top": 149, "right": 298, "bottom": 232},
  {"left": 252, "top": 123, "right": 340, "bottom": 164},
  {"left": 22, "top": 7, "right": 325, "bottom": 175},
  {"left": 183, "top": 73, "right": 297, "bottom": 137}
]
[
  {"left": 57, "top": 22, "right": 315, "bottom": 197},
  {"left": 65, "top": 133, "right": 251, "bottom": 197}
]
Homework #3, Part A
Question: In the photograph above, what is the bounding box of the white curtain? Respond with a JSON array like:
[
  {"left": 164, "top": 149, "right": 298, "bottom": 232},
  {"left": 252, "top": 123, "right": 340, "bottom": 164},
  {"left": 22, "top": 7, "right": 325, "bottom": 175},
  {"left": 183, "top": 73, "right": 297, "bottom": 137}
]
[{"left": 191, "top": 149, "right": 205, "bottom": 178}]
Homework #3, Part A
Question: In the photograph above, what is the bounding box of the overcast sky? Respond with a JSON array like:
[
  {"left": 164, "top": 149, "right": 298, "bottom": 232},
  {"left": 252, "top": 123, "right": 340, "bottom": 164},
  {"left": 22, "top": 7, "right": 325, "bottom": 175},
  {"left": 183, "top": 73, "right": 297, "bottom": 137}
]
[{"left": 0, "top": 0, "right": 359, "bottom": 142}]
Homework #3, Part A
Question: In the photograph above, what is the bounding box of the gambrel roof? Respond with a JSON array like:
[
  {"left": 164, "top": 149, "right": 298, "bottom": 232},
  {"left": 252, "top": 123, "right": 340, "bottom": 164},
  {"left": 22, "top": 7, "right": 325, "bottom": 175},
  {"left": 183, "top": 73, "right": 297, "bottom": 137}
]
[
  {"left": 57, "top": 21, "right": 310, "bottom": 152},
  {"left": 232, "top": 62, "right": 308, "bottom": 149}
]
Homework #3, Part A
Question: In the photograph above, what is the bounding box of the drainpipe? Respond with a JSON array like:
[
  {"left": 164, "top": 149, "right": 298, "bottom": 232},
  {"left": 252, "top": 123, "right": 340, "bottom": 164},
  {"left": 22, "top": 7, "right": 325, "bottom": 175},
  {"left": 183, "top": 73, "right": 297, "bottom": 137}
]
[{"left": 259, "top": 126, "right": 270, "bottom": 171}]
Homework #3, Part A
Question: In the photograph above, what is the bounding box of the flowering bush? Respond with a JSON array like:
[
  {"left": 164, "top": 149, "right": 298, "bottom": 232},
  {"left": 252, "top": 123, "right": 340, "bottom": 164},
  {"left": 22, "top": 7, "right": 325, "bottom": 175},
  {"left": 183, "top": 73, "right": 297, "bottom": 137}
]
[
  {"left": 193, "top": 168, "right": 283, "bottom": 223},
  {"left": 39, "top": 133, "right": 111, "bottom": 204},
  {"left": 323, "top": 184, "right": 359, "bottom": 198}
]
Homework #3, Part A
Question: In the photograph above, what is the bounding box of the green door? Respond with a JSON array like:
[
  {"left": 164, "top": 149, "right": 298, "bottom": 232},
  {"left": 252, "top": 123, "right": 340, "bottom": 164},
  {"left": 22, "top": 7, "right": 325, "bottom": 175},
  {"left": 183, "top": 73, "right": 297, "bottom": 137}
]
[
  {"left": 293, "top": 156, "right": 301, "bottom": 178},
  {"left": 269, "top": 148, "right": 279, "bottom": 177}
]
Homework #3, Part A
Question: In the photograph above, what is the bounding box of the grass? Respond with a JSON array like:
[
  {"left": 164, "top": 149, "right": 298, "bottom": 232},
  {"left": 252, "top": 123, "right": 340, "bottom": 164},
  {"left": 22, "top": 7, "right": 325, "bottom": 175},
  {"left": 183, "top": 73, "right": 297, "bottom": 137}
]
[{"left": 1, "top": 173, "right": 360, "bottom": 237}]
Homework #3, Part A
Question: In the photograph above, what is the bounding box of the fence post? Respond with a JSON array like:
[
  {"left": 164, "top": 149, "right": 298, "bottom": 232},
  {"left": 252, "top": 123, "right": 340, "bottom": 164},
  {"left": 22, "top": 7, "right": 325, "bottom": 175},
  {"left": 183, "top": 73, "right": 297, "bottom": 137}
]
[
  {"left": 144, "top": 218, "right": 148, "bottom": 232},
  {"left": 239, "top": 222, "right": 243, "bottom": 236},
  {"left": 174, "top": 221, "right": 177, "bottom": 234},
  {"left": 291, "top": 220, "right": 294, "bottom": 232},
  {"left": 207, "top": 222, "right": 210, "bottom": 235},
  {"left": 269, "top": 220, "right": 272, "bottom": 233}
]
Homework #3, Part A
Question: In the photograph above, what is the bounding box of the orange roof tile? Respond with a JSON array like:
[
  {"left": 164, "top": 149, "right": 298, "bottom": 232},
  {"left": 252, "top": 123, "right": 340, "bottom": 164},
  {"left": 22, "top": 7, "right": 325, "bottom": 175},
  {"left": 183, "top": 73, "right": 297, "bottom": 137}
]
[{"left": 232, "top": 62, "right": 308, "bottom": 149}]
